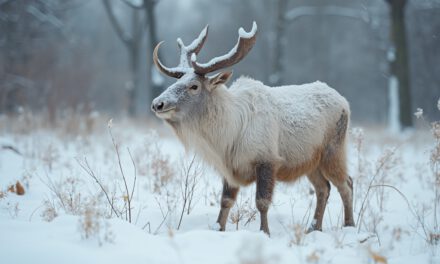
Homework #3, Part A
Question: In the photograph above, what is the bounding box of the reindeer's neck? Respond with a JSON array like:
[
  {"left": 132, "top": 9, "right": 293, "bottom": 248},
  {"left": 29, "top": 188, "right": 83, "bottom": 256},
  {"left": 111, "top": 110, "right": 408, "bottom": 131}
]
[
  {"left": 195, "top": 85, "right": 241, "bottom": 148},
  {"left": 175, "top": 85, "right": 245, "bottom": 177}
]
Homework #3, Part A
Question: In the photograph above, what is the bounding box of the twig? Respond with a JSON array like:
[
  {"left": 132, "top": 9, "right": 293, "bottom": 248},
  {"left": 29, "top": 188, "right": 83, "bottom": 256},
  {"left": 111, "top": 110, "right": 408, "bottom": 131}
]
[
  {"left": 76, "top": 157, "right": 120, "bottom": 218},
  {"left": 154, "top": 196, "right": 170, "bottom": 234},
  {"left": 1, "top": 144, "right": 21, "bottom": 155},
  {"left": 127, "top": 148, "right": 137, "bottom": 205},
  {"left": 369, "top": 184, "right": 429, "bottom": 240},
  {"left": 102, "top": 0, "right": 131, "bottom": 46},
  {"left": 108, "top": 127, "right": 132, "bottom": 223},
  {"left": 121, "top": 0, "right": 145, "bottom": 9},
  {"left": 177, "top": 155, "right": 197, "bottom": 230},
  {"left": 356, "top": 147, "right": 397, "bottom": 230}
]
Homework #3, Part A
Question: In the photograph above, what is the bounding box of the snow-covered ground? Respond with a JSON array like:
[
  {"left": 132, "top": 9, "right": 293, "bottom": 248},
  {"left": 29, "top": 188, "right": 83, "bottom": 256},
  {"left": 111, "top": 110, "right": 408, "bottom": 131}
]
[{"left": 0, "top": 115, "right": 439, "bottom": 264}]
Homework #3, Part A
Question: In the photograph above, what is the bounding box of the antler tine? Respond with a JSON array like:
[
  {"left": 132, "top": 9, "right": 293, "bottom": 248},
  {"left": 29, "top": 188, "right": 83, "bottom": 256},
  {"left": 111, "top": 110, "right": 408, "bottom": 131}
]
[
  {"left": 153, "top": 41, "right": 185, "bottom": 79},
  {"left": 153, "top": 25, "right": 209, "bottom": 79},
  {"left": 191, "top": 21, "right": 257, "bottom": 75},
  {"left": 176, "top": 25, "right": 209, "bottom": 67},
  {"left": 187, "top": 25, "right": 209, "bottom": 55}
]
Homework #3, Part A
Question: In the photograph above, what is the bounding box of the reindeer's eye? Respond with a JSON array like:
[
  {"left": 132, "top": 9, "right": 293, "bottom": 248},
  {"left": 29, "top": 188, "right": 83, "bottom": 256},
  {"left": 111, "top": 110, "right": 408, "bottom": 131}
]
[{"left": 190, "top": 85, "right": 199, "bottom": 90}]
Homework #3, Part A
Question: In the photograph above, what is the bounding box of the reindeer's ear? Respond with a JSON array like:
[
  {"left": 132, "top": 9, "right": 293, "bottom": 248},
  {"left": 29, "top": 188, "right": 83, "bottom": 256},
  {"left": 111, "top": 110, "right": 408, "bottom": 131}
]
[{"left": 208, "top": 71, "right": 233, "bottom": 89}]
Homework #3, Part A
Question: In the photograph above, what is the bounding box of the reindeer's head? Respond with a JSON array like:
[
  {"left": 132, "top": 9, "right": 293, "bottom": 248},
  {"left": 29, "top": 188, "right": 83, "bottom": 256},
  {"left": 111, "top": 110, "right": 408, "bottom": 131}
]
[{"left": 151, "top": 22, "right": 257, "bottom": 121}]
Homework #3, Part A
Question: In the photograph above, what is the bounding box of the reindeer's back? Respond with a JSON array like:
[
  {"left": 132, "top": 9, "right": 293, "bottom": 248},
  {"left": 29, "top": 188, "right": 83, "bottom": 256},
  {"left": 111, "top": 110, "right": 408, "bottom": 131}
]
[
  {"left": 269, "top": 81, "right": 350, "bottom": 172},
  {"left": 227, "top": 78, "right": 349, "bottom": 182}
]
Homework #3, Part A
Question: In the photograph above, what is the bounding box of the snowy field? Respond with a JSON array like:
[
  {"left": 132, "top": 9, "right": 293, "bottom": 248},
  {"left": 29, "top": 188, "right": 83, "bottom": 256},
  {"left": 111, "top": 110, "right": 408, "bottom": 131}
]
[{"left": 0, "top": 113, "right": 439, "bottom": 264}]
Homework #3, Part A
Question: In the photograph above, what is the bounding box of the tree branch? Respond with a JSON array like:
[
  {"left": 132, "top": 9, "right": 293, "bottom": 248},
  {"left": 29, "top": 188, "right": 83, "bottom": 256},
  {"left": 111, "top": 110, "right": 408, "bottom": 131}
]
[
  {"left": 121, "top": 0, "right": 144, "bottom": 9},
  {"left": 285, "top": 6, "right": 370, "bottom": 24},
  {"left": 102, "top": 0, "right": 132, "bottom": 47}
]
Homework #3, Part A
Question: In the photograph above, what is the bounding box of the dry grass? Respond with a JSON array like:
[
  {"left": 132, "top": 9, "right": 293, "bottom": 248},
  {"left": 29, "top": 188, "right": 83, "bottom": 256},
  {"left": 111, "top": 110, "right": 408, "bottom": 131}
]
[
  {"left": 229, "top": 193, "right": 258, "bottom": 231},
  {"left": 2, "top": 100, "right": 440, "bottom": 254},
  {"left": 78, "top": 199, "right": 114, "bottom": 246}
]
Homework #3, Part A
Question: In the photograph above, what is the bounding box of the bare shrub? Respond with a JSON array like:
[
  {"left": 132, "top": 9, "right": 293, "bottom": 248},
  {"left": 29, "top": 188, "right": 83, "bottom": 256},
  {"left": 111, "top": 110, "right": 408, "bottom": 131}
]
[
  {"left": 41, "top": 143, "right": 59, "bottom": 172},
  {"left": 77, "top": 119, "right": 137, "bottom": 223},
  {"left": 4, "top": 201, "right": 20, "bottom": 218},
  {"left": 229, "top": 193, "right": 257, "bottom": 231},
  {"left": 356, "top": 147, "right": 399, "bottom": 233},
  {"left": 153, "top": 192, "right": 178, "bottom": 234},
  {"left": 41, "top": 199, "right": 58, "bottom": 222},
  {"left": 42, "top": 175, "right": 85, "bottom": 215},
  {"left": 107, "top": 121, "right": 137, "bottom": 223},
  {"left": 78, "top": 199, "right": 114, "bottom": 246},
  {"left": 429, "top": 105, "right": 440, "bottom": 243},
  {"left": 290, "top": 223, "right": 307, "bottom": 246},
  {"left": 411, "top": 102, "right": 440, "bottom": 244},
  {"left": 133, "top": 130, "right": 175, "bottom": 193},
  {"left": 151, "top": 153, "right": 174, "bottom": 194},
  {"left": 177, "top": 155, "right": 202, "bottom": 230}
]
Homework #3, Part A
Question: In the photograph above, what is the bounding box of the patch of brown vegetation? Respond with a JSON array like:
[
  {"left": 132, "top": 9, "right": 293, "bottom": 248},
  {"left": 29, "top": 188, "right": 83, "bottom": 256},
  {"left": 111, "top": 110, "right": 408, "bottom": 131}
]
[{"left": 7, "top": 181, "right": 25, "bottom": 195}]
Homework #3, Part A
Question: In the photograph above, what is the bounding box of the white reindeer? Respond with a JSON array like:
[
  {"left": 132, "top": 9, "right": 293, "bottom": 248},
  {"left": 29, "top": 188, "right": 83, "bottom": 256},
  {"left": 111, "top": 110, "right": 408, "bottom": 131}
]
[{"left": 151, "top": 22, "right": 354, "bottom": 235}]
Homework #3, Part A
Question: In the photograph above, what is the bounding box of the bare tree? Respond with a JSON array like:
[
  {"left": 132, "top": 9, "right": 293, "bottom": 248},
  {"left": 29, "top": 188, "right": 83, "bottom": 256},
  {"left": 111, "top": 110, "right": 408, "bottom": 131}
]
[
  {"left": 270, "top": 0, "right": 287, "bottom": 86},
  {"left": 102, "top": 0, "right": 161, "bottom": 116},
  {"left": 272, "top": 2, "right": 370, "bottom": 86},
  {"left": 385, "top": 0, "right": 412, "bottom": 129},
  {"left": 0, "top": 0, "right": 68, "bottom": 115}
]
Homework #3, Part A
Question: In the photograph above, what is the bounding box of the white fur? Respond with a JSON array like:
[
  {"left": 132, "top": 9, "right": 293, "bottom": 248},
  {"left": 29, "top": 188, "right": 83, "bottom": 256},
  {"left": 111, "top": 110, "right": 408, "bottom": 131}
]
[{"left": 173, "top": 77, "right": 350, "bottom": 187}]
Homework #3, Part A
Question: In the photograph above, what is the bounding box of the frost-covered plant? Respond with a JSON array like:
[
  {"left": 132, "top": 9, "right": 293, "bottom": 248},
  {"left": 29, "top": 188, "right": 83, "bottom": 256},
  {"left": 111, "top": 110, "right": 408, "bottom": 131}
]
[
  {"left": 177, "top": 155, "right": 202, "bottom": 230},
  {"left": 43, "top": 175, "right": 85, "bottom": 215},
  {"left": 356, "top": 147, "right": 399, "bottom": 233},
  {"left": 78, "top": 200, "right": 114, "bottom": 246},
  {"left": 411, "top": 100, "right": 440, "bottom": 245},
  {"left": 229, "top": 193, "right": 257, "bottom": 231},
  {"left": 288, "top": 223, "right": 306, "bottom": 246},
  {"left": 5, "top": 201, "right": 20, "bottom": 218},
  {"left": 138, "top": 130, "right": 174, "bottom": 194},
  {"left": 41, "top": 143, "right": 59, "bottom": 172},
  {"left": 41, "top": 199, "right": 58, "bottom": 222},
  {"left": 429, "top": 102, "right": 440, "bottom": 244}
]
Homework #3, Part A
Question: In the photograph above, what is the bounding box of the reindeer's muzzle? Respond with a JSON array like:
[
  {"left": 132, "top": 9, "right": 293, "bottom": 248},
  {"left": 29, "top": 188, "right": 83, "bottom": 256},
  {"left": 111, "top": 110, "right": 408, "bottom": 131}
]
[{"left": 151, "top": 97, "right": 176, "bottom": 117}]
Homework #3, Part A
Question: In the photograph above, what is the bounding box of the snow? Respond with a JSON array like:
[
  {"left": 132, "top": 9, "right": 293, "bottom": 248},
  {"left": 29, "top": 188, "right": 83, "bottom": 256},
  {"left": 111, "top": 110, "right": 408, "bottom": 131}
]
[
  {"left": 388, "top": 75, "right": 400, "bottom": 133},
  {"left": 238, "top": 21, "right": 257, "bottom": 38},
  {"left": 415, "top": 108, "right": 424, "bottom": 119},
  {"left": 186, "top": 25, "right": 208, "bottom": 52},
  {"left": 0, "top": 117, "right": 439, "bottom": 264}
]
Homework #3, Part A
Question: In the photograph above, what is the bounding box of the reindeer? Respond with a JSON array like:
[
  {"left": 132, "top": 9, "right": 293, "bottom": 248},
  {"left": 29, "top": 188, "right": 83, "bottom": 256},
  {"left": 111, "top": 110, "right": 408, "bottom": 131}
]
[{"left": 151, "top": 22, "right": 354, "bottom": 235}]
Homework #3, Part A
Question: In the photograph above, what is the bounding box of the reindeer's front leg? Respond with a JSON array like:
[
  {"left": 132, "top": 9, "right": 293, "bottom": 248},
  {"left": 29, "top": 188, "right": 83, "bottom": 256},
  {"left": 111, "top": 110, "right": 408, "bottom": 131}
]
[
  {"left": 255, "top": 163, "right": 275, "bottom": 235},
  {"left": 216, "top": 180, "right": 239, "bottom": 231}
]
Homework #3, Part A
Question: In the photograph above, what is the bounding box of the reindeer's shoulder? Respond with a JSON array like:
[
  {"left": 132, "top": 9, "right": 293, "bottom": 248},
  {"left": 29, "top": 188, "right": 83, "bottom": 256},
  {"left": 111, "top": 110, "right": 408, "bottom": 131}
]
[{"left": 229, "top": 76, "right": 265, "bottom": 91}]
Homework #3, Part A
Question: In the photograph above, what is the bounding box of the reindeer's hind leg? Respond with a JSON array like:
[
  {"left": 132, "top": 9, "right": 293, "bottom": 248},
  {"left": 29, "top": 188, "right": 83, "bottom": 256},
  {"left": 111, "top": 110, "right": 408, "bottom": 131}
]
[
  {"left": 321, "top": 110, "right": 355, "bottom": 227},
  {"left": 320, "top": 156, "right": 354, "bottom": 227},
  {"left": 217, "top": 180, "right": 239, "bottom": 231},
  {"left": 329, "top": 173, "right": 354, "bottom": 227},
  {"left": 307, "top": 169, "right": 331, "bottom": 232}
]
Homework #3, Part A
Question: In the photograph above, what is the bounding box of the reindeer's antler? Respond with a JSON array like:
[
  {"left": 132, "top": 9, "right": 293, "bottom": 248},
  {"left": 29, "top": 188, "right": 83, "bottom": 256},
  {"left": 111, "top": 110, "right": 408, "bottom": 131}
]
[
  {"left": 191, "top": 21, "right": 257, "bottom": 75},
  {"left": 153, "top": 25, "right": 209, "bottom": 79}
]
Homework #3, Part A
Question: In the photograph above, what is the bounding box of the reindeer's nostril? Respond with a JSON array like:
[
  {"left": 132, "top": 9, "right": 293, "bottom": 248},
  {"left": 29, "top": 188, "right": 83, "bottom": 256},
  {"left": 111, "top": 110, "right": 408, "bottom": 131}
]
[{"left": 156, "top": 102, "right": 164, "bottom": 111}]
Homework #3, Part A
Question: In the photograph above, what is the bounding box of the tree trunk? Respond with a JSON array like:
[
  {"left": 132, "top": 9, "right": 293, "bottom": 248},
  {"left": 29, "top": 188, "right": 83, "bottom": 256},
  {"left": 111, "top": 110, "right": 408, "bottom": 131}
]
[
  {"left": 387, "top": 0, "right": 412, "bottom": 129},
  {"left": 271, "top": 0, "right": 287, "bottom": 86},
  {"left": 128, "top": 45, "right": 139, "bottom": 116},
  {"left": 128, "top": 9, "right": 144, "bottom": 117},
  {"left": 145, "top": 0, "right": 162, "bottom": 101}
]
